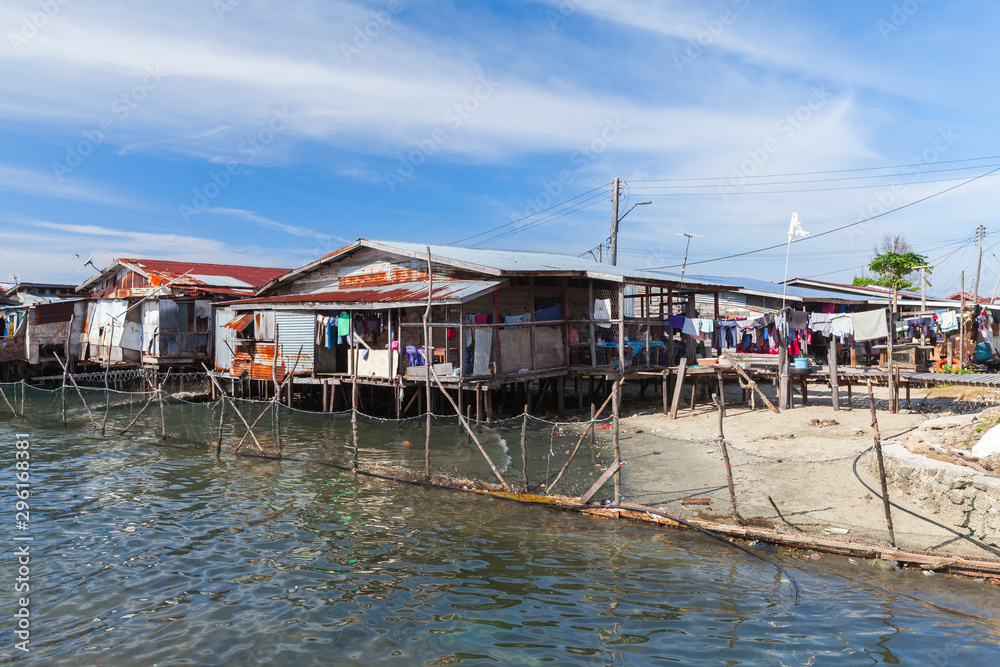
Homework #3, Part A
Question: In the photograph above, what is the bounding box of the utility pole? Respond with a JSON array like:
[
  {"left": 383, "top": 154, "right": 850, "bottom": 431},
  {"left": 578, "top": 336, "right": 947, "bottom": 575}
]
[
  {"left": 972, "top": 224, "right": 985, "bottom": 305},
  {"left": 610, "top": 177, "right": 621, "bottom": 266},
  {"left": 916, "top": 265, "right": 932, "bottom": 312}
]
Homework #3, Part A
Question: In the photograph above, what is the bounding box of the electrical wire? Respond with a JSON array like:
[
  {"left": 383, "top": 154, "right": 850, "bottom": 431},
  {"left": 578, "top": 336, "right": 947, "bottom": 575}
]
[
  {"left": 628, "top": 154, "right": 1000, "bottom": 183},
  {"left": 626, "top": 171, "right": 1000, "bottom": 196},
  {"left": 643, "top": 165, "right": 1000, "bottom": 271},
  {"left": 452, "top": 183, "right": 609, "bottom": 245},
  {"left": 472, "top": 190, "right": 608, "bottom": 246}
]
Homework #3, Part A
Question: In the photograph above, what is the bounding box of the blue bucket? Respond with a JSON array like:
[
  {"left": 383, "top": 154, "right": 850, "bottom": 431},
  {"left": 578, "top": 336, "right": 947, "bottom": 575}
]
[{"left": 793, "top": 357, "right": 809, "bottom": 369}]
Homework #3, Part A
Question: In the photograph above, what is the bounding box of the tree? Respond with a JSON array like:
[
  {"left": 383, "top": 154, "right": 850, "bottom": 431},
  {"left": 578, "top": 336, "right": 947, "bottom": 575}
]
[
  {"left": 864, "top": 251, "right": 931, "bottom": 312},
  {"left": 852, "top": 234, "right": 920, "bottom": 290}
]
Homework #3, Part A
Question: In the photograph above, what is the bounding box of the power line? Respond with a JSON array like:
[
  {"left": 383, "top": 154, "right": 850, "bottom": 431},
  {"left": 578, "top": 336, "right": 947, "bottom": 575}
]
[
  {"left": 643, "top": 165, "right": 1000, "bottom": 271},
  {"left": 628, "top": 154, "right": 1000, "bottom": 183},
  {"left": 626, "top": 171, "right": 1000, "bottom": 197},
  {"left": 471, "top": 190, "right": 608, "bottom": 247},
  {"left": 451, "top": 183, "right": 609, "bottom": 245}
]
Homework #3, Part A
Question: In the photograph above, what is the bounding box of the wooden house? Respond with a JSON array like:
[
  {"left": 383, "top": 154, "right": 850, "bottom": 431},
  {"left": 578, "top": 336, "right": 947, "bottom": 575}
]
[
  {"left": 76, "top": 259, "right": 288, "bottom": 368},
  {"left": 218, "top": 239, "right": 726, "bottom": 416}
]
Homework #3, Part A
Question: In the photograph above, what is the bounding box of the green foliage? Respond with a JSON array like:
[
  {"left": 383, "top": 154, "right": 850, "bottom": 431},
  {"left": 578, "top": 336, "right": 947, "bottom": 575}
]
[
  {"left": 852, "top": 276, "right": 892, "bottom": 288},
  {"left": 865, "top": 251, "right": 930, "bottom": 291}
]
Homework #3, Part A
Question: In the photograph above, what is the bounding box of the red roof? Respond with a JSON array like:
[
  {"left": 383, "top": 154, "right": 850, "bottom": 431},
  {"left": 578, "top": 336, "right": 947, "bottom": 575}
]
[
  {"left": 119, "top": 259, "right": 288, "bottom": 289},
  {"left": 232, "top": 280, "right": 501, "bottom": 306}
]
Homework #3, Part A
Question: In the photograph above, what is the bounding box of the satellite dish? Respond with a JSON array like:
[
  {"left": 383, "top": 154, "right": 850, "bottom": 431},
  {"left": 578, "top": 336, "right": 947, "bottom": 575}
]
[{"left": 83, "top": 252, "right": 98, "bottom": 271}]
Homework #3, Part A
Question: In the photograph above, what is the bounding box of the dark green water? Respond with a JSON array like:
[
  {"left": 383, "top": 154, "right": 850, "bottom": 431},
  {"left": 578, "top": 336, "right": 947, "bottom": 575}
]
[{"left": 2, "top": 418, "right": 999, "bottom": 665}]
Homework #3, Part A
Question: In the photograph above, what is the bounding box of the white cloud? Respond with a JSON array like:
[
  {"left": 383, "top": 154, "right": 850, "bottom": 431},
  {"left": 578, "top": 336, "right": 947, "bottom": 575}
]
[{"left": 0, "top": 164, "right": 132, "bottom": 206}]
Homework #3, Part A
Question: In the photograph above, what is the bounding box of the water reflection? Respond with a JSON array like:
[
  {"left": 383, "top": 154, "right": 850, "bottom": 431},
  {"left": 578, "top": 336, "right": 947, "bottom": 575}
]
[{"left": 2, "top": 421, "right": 999, "bottom": 666}]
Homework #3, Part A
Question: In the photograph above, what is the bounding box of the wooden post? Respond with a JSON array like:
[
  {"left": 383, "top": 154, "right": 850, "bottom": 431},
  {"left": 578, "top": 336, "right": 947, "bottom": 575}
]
[
  {"left": 53, "top": 351, "right": 95, "bottom": 428},
  {"left": 529, "top": 277, "right": 537, "bottom": 371},
  {"left": 662, "top": 370, "right": 669, "bottom": 415},
  {"left": 960, "top": 272, "right": 966, "bottom": 370},
  {"left": 424, "top": 246, "right": 433, "bottom": 480},
  {"left": 618, "top": 283, "right": 626, "bottom": 373},
  {"left": 428, "top": 367, "right": 508, "bottom": 488},
  {"left": 590, "top": 402, "right": 596, "bottom": 444},
  {"left": 715, "top": 368, "right": 726, "bottom": 418},
  {"left": 712, "top": 392, "right": 741, "bottom": 524},
  {"left": 829, "top": 337, "right": 840, "bottom": 411},
  {"left": 521, "top": 406, "right": 528, "bottom": 492},
  {"left": 669, "top": 357, "right": 688, "bottom": 419},
  {"left": 217, "top": 391, "right": 225, "bottom": 453},
  {"left": 777, "top": 315, "right": 790, "bottom": 410},
  {"left": 612, "top": 375, "right": 622, "bottom": 505},
  {"left": 556, "top": 375, "right": 565, "bottom": 417},
  {"left": 546, "top": 382, "right": 620, "bottom": 495},
  {"left": 60, "top": 314, "right": 74, "bottom": 425},
  {"left": 667, "top": 287, "right": 674, "bottom": 365},
  {"left": 867, "top": 379, "right": 896, "bottom": 547}
]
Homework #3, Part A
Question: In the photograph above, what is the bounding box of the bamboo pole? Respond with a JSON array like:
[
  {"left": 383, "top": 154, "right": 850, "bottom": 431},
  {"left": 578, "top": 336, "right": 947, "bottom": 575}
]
[
  {"left": 545, "top": 378, "right": 621, "bottom": 495},
  {"left": 53, "top": 351, "right": 95, "bottom": 428},
  {"left": 428, "top": 367, "right": 508, "bottom": 488},
  {"left": 867, "top": 379, "right": 896, "bottom": 547}
]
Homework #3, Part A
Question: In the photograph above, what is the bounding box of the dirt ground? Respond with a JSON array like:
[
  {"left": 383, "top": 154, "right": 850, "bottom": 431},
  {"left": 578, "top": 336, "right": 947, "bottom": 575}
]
[{"left": 615, "top": 378, "right": 1000, "bottom": 460}]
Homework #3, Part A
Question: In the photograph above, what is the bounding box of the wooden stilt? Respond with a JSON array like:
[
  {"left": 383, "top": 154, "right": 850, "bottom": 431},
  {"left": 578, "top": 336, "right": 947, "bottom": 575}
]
[
  {"left": 53, "top": 352, "right": 94, "bottom": 428},
  {"left": 669, "top": 358, "right": 688, "bottom": 419},
  {"left": 867, "top": 379, "right": 896, "bottom": 547},
  {"left": 546, "top": 380, "right": 621, "bottom": 495},
  {"left": 712, "top": 392, "right": 741, "bottom": 524}
]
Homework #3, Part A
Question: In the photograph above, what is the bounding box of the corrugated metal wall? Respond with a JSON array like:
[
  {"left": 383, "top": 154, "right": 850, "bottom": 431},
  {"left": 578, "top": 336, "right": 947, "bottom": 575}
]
[
  {"left": 214, "top": 306, "right": 235, "bottom": 371},
  {"left": 275, "top": 312, "right": 315, "bottom": 375}
]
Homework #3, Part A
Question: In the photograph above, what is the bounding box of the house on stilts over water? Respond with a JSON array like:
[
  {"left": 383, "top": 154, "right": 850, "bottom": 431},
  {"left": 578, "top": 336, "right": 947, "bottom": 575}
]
[{"left": 215, "top": 239, "right": 728, "bottom": 418}]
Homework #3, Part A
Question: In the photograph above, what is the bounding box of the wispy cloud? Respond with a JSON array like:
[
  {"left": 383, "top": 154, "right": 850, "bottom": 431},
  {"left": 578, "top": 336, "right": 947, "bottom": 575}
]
[
  {"left": 204, "top": 207, "right": 342, "bottom": 243},
  {"left": 0, "top": 164, "right": 131, "bottom": 206}
]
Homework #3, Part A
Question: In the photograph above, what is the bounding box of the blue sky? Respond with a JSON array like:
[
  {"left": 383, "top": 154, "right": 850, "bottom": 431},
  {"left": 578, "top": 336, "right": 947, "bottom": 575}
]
[{"left": 1, "top": 0, "right": 999, "bottom": 295}]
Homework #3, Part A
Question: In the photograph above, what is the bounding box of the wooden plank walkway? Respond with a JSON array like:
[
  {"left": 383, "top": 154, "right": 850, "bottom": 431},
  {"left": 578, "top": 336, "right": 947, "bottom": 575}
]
[{"left": 903, "top": 372, "right": 1000, "bottom": 388}]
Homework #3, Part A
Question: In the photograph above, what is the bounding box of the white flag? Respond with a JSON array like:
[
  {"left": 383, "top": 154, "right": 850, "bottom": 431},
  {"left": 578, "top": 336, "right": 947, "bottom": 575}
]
[{"left": 788, "top": 212, "right": 808, "bottom": 241}]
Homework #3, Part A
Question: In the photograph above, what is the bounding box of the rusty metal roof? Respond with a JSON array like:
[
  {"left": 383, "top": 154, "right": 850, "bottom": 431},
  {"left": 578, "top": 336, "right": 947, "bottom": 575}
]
[
  {"left": 232, "top": 279, "right": 504, "bottom": 308},
  {"left": 78, "top": 258, "right": 290, "bottom": 296},
  {"left": 223, "top": 313, "right": 255, "bottom": 331}
]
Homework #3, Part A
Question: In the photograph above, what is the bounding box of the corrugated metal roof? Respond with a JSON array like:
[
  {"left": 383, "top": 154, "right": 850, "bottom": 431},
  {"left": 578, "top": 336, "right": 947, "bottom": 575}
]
[
  {"left": 223, "top": 313, "right": 255, "bottom": 331},
  {"left": 235, "top": 279, "right": 503, "bottom": 307},
  {"left": 654, "top": 273, "right": 872, "bottom": 303},
  {"left": 78, "top": 258, "right": 289, "bottom": 295},
  {"left": 260, "top": 239, "right": 731, "bottom": 295},
  {"left": 362, "top": 240, "right": 721, "bottom": 283}
]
